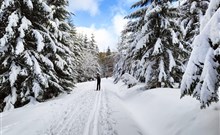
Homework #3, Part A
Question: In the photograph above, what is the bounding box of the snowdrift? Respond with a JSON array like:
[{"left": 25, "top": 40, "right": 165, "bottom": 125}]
[{"left": 115, "top": 81, "right": 219, "bottom": 135}]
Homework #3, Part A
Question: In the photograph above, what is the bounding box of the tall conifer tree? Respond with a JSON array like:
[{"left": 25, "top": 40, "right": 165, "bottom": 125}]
[
  {"left": 0, "top": 0, "right": 74, "bottom": 111},
  {"left": 180, "top": 0, "right": 209, "bottom": 47},
  {"left": 115, "top": 0, "right": 188, "bottom": 88},
  {"left": 181, "top": 0, "right": 220, "bottom": 108}
]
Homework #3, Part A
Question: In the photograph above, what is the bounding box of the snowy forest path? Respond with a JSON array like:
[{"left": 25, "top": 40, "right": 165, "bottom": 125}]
[
  {"left": 2, "top": 78, "right": 145, "bottom": 135},
  {"left": 40, "top": 83, "right": 98, "bottom": 135},
  {"left": 2, "top": 78, "right": 219, "bottom": 135},
  {"left": 41, "top": 78, "right": 144, "bottom": 135},
  {"left": 82, "top": 78, "right": 145, "bottom": 135},
  {"left": 83, "top": 91, "right": 102, "bottom": 135}
]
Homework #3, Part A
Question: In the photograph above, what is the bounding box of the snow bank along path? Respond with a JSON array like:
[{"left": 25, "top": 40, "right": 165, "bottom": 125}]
[{"left": 1, "top": 78, "right": 144, "bottom": 135}]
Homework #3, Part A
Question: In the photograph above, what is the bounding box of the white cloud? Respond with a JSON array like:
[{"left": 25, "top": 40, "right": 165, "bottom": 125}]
[
  {"left": 112, "top": 13, "right": 127, "bottom": 36},
  {"left": 76, "top": 25, "right": 117, "bottom": 52},
  {"left": 76, "top": 9, "right": 128, "bottom": 52},
  {"left": 73, "top": 1, "right": 128, "bottom": 52},
  {"left": 68, "top": 0, "right": 101, "bottom": 16},
  {"left": 76, "top": 12, "right": 127, "bottom": 52}
]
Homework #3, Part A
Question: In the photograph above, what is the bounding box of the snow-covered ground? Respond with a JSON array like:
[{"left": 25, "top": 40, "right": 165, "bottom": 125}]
[{"left": 1, "top": 78, "right": 219, "bottom": 135}]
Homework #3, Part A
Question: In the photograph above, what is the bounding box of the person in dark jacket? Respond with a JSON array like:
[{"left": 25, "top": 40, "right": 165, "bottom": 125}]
[{"left": 96, "top": 73, "right": 101, "bottom": 91}]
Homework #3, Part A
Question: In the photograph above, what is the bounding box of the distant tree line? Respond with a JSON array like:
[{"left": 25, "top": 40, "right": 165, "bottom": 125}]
[{"left": 99, "top": 47, "right": 115, "bottom": 78}]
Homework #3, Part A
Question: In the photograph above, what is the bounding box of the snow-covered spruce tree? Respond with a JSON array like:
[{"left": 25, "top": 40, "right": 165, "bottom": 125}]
[
  {"left": 181, "top": 0, "right": 220, "bottom": 109},
  {"left": 0, "top": 0, "right": 74, "bottom": 111},
  {"left": 71, "top": 33, "right": 85, "bottom": 82},
  {"left": 87, "top": 34, "right": 100, "bottom": 76},
  {"left": 76, "top": 34, "right": 100, "bottom": 82},
  {"left": 89, "top": 34, "right": 99, "bottom": 55},
  {"left": 46, "top": 0, "right": 75, "bottom": 87},
  {"left": 114, "top": 29, "right": 131, "bottom": 83},
  {"left": 105, "top": 47, "right": 115, "bottom": 77},
  {"left": 67, "top": 19, "right": 83, "bottom": 83},
  {"left": 180, "top": 0, "right": 209, "bottom": 47},
  {"left": 83, "top": 35, "right": 100, "bottom": 81},
  {"left": 114, "top": 1, "right": 147, "bottom": 83},
  {"left": 123, "top": 0, "right": 188, "bottom": 88}
]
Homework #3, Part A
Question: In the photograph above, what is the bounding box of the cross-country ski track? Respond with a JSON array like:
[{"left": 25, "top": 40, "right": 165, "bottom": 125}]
[
  {"left": 2, "top": 78, "right": 219, "bottom": 135},
  {"left": 40, "top": 78, "right": 143, "bottom": 135}
]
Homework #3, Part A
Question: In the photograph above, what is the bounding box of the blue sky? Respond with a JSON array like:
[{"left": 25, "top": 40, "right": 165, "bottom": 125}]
[
  {"left": 68, "top": 0, "right": 136, "bottom": 51},
  {"left": 73, "top": 0, "right": 117, "bottom": 27}
]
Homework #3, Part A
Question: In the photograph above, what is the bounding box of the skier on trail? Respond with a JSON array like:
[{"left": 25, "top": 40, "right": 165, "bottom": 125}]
[{"left": 96, "top": 73, "right": 101, "bottom": 91}]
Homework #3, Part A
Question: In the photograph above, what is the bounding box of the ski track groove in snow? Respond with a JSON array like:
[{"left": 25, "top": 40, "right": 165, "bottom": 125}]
[
  {"left": 83, "top": 91, "right": 101, "bottom": 135},
  {"left": 83, "top": 88, "right": 118, "bottom": 135},
  {"left": 40, "top": 89, "right": 97, "bottom": 135},
  {"left": 40, "top": 82, "right": 118, "bottom": 135},
  {"left": 99, "top": 88, "right": 118, "bottom": 135}
]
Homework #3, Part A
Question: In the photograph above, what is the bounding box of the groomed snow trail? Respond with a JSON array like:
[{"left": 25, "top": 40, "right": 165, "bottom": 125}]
[
  {"left": 39, "top": 78, "right": 144, "bottom": 135},
  {"left": 2, "top": 78, "right": 218, "bottom": 135},
  {"left": 83, "top": 91, "right": 102, "bottom": 135}
]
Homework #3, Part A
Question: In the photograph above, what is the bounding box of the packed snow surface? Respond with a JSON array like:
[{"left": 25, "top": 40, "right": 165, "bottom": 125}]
[{"left": 1, "top": 78, "right": 219, "bottom": 135}]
